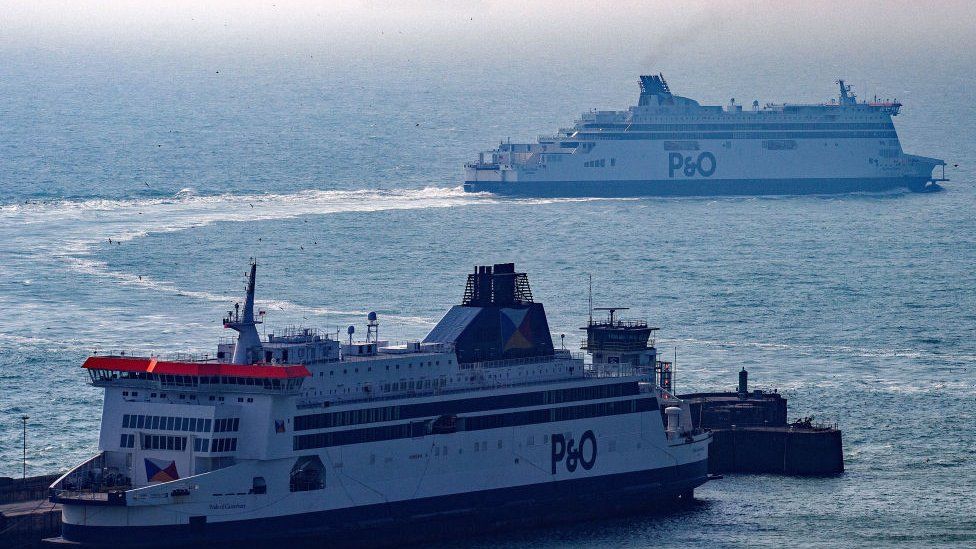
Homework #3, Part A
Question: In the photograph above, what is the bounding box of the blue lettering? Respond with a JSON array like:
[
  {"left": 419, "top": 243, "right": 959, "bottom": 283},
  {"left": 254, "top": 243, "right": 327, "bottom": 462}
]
[
  {"left": 578, "top": 430, "right": 597, "bottom": 470},
  {"left": 668, "top": 153, "right": 683, "bottom": 178},
  {"left": 551, "top": 434, "right": 566, "bottom": 474},
  {"left": 667, "top": 152, "right": 717, "bottom": 178},
  {"left": 697, "top": 151, "right": 716, "bottom": 177},
  {"left": 551, "top": 430, "right": 597, "bottom": 474}
]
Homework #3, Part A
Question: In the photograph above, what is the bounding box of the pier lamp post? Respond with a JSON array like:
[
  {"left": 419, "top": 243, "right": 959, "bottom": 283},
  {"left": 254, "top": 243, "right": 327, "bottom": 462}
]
[{"left": 21, "top": 415, "right": 29, "bottom": 482}]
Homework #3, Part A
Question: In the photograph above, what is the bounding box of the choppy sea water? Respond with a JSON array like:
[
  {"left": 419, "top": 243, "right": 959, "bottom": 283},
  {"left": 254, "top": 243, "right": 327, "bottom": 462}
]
[{"left": 0, "top": 56, "right": 974, "bottom": 547}]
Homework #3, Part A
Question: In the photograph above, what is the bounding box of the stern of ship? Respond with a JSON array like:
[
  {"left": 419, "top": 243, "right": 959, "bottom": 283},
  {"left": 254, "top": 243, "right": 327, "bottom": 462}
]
[{"left": 903, "top": 154, "right": 948, "bottom": 192}]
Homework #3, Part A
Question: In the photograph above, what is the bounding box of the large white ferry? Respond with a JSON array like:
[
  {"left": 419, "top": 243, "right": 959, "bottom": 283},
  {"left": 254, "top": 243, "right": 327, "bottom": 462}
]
[
  {"left": 48, "top": 263, "right": 710, "bottom": 546},
  {"left": 464, "top": 75, "right": 946, "bottom": 196}
]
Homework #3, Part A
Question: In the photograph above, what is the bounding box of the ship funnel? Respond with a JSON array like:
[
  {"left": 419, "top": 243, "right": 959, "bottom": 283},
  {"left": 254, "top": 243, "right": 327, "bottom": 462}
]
[
  {"left": 461, "top": 263, "right": 534, "bottom": 307},
  {"left": 223, "top": 260, "right": 263, "bottom": 364},
  {"left": 837, "top": 79, "right": 856, "bottom": 106},
  {"left": 638, "top": 74, "right": 672, "bottom": 105}
]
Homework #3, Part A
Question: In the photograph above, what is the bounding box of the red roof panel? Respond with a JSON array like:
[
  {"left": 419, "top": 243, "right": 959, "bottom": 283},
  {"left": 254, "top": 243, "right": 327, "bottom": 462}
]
[{"left": 82, "top": 356, "right": 311, "bottom": 379}]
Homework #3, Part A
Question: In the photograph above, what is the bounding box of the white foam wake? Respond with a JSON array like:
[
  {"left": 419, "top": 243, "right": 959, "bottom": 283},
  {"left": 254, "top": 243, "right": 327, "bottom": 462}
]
[{"left": 0, "top": 186, "right": 603, "bottom": 332}]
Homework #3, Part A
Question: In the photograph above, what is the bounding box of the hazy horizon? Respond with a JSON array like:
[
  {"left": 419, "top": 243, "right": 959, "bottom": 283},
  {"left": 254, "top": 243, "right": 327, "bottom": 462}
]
[{"left": 6, "top": 2, "right": 974, "bottom": 80}]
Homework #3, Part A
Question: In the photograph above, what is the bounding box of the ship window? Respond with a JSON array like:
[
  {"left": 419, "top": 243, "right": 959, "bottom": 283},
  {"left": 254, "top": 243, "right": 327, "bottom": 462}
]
[
  {"left": 151, "top": 416, "right": 160, "bottom": 429},
  {"left": 204, "top": 419, "right": 212, "bottom": 432},
  {"left": 137, "top": 415, "right": 145, "bottom": 429},
  {"left": 189, "top": 418, "right": 197, "bottom": 431},
  {"left": 250, "top": 477, "right": 267, "bottom": 495},
  {"left": 289, "top": 456, "right": 325, "bottom": 492}
]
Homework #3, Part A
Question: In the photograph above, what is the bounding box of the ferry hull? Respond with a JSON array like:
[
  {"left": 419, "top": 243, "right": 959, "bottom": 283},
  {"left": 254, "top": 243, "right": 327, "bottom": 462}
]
[
  {"left": 52, "top": 459, "right": 709, "bottom": 548},
  {"left": 463, "top": 176, "right": 940, "bottom": 197}
]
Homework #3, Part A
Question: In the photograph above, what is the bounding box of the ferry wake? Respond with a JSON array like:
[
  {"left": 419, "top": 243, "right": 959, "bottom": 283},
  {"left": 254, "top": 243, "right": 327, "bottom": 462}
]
[
  {"left": 46, "top": 262, "right": 710, "bottom": 547},
  {"left": 464, "top": 75, "right": 947, "bottom": 196}
]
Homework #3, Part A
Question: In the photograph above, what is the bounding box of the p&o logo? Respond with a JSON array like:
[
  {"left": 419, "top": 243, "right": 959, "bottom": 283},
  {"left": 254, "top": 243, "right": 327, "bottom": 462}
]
[
  {"left": 551, "top": 430, "right": 597, "bottom": 474},
  {"left": 668, "top": 152, "right": 717, "bottom": 178}
]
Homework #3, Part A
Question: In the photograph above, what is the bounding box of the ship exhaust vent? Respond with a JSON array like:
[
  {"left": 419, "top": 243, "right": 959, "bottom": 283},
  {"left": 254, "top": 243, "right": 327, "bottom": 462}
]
[
  {"left": 638, "top": 74, "right": 673, "bottom": 105},
  {"left": 462, "top": 263, "right": 534, "bottom": 307}
]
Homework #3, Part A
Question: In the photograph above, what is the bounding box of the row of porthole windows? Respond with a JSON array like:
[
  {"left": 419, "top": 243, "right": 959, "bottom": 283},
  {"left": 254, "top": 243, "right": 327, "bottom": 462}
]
[
  {"left": 119, "top": 433, "right": 236, "bottom": 453},
  {"left": 211, "top": 438, "right": 238, "bottom": 452},
  {"left": 327, "top": 364, "right": 573, "bottom": 396},
  {"left": 321, "top": 359, "right": 450, "bottom": 377},
  {"left": 123, "top": 414, "right": 211, "bottom": 433},
  {"left": 381, "top": 378, "right": 447, "bottom": 393},
  {"left": 214, "top": 418, "right": 241, "bottom": 432},
  {"left": 142, "top": 434, "right": 187, "bottom": 451},
  {"left": 139, "top": 392, "right": 234, "bottom": 403},
  {"left": 312, "top": 364, "right": 573, "bottom": 399}
]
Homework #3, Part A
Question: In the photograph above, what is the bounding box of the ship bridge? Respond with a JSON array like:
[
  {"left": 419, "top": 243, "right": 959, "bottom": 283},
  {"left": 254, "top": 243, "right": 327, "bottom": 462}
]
[{"left": 83, "top": 355, "right": 310, "bottom": 393}]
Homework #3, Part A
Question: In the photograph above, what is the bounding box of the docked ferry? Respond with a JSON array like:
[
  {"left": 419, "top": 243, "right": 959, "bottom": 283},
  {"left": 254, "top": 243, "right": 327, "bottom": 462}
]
[
  {"left": 48, "top": 262, "right": 710, "bottom": 546},
  {"left": 464, "top": 75, "right": 947, "bottom": 196}
]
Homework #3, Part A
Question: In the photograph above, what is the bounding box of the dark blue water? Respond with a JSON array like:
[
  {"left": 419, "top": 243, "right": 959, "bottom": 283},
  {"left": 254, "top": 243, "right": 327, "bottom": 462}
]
[{"left": 1, "top": 50, "right": 974, "bottom": 547}]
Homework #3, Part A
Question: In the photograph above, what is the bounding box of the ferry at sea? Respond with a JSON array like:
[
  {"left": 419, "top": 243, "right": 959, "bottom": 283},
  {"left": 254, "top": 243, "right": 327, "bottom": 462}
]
[
  {"left": 47, "top": 262, "right": 710, "bottom": 547},
  {"left": 464, "top": 75, "right": 946, "bottom": 196}
]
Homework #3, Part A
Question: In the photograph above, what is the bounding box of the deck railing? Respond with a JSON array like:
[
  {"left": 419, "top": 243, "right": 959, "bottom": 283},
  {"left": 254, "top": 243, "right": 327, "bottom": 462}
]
[{"left": 49, "top": 452, "right": 130, "bottom": 505}]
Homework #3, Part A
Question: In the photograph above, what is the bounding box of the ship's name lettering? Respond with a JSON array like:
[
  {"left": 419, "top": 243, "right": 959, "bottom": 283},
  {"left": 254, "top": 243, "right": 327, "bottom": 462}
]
[
  {"left": 551, "top": 430, "right": 597, "bottom": 474},
  {"left": 209, "top": 503, "right": 246, "bottom": 510},
  {"left": 668, "top": 152, "right": 716, "bottom": 178}
]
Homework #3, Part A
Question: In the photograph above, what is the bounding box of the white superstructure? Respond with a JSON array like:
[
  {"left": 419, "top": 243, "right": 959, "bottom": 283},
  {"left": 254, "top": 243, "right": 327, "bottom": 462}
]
[
  {"left": 49, "top": 263, "right": 710, "bottom": 546},
  {"left": 464, "top": 75, "right": 946, "bottom": 196}
]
